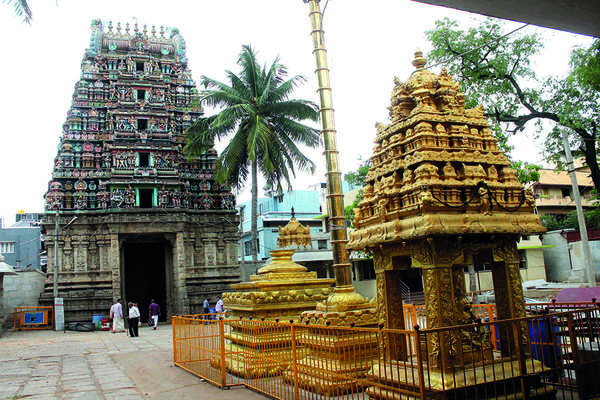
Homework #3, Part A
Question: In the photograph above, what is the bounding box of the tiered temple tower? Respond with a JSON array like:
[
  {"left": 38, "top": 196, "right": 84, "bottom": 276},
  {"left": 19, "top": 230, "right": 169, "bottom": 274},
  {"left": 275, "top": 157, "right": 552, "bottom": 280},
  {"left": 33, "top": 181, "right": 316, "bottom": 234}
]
[
  {"left": 348, "top": 51, "right": 544, "bottom": 371},
  {"left": 40, "top": 20, "right": 240, "bottom": 322}
]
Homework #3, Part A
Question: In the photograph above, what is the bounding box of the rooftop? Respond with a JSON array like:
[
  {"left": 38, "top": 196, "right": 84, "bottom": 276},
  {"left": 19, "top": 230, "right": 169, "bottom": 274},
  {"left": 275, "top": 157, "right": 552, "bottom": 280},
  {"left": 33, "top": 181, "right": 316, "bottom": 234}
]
[{"left": 535, "top": 169, "right": 594, "bottom": 187}]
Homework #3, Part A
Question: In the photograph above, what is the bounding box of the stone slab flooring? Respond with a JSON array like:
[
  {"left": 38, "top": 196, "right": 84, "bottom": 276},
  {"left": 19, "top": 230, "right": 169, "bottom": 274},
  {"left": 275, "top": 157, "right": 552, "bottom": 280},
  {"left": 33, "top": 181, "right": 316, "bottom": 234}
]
[{"left": 0, "top": 324, "right": 265, "bottom": 400}]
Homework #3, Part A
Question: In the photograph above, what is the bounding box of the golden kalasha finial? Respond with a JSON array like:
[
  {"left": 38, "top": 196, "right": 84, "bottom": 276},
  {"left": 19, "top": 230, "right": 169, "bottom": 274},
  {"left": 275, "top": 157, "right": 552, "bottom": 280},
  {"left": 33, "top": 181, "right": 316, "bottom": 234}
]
[
  {"left": 107, "top": 20, "right": 113, "bottom": 33},
  {"left": 412, "top": 49, "right": 427, "bottom": 70},
  {"left": 116, "top": 21, "right": 121, "bottom": 34},
  {"left": 125, "top": 22, "right": 130, "bottom": 35},
  {"left": 160, "top": 25, "right": 165, "bottom": 38},
  {"left": 143, "top": 24, "right": 148, "bottom": 37},
  {"left": 151, "top": 24, "right": 156, "bottom": 38},
  {"left": 134, "top": 21, "right": 139, "bottom": 33}
]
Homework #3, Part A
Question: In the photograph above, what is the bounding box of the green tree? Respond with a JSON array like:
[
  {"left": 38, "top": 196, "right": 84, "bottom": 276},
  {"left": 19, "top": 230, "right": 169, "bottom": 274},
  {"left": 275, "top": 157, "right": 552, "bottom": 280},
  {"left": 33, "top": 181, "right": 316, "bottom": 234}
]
[
  {"left": 185, "top": 45, "right": 320, "bottom": 264},
  {"left": 540, "top": 206, "right": 600, "bottom": 231},
  {"left": 512, "top": 161, "right": 541, "bottom": 185},
  {"left": 3, "top": 0, "right": 32, "bottom": 24},
  {"left": 343, "top": 158, "right": 371, "bottom": 226},
  {"left": 426, "top": 19, "right": 600, "bottom": 193}
]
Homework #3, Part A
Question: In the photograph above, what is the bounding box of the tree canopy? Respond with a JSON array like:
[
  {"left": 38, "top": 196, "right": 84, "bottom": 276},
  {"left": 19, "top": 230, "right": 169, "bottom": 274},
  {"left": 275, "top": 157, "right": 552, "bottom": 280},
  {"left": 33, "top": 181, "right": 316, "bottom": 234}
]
[
  {"left": 540, "top": 206, "right": 600, "bottom": 231},
  {"left": 185, "top": 45, "right": 320, "bottom": 263},
  {"left": 343, "top": 158, "right": 370, "bottom": 227},
  {"left": 426, "top": 18, "right": 600, "bottom": 194}
]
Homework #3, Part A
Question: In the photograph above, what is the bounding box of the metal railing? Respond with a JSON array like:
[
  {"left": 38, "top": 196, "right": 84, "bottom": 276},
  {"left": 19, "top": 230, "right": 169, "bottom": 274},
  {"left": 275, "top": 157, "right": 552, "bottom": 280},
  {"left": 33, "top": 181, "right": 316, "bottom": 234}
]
[
  {"left": 173, "top": 303, "right": 600, "bottom": 400},
  {"left": 13, "top": 306, "right": 54, "bottom": 331}
]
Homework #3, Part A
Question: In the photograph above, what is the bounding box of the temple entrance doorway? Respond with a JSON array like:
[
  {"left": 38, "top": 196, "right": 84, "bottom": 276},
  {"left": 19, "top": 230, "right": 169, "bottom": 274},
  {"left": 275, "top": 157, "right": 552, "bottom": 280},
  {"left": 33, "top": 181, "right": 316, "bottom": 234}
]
[
  {"left": 397, "top": 268, "right": 423, "bottom": 293},
  {"left": 123, "top": 237, "right": 171, "bottom": 323}
]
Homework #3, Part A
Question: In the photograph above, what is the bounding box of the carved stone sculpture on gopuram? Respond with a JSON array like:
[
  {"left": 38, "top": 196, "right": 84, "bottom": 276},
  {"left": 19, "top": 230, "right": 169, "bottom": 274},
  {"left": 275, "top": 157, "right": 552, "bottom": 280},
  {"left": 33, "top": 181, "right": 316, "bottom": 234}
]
[
  {"left": 347, "top": 51, "right": 545, "bottom": 375},
  {"left": 40, "top": 19, "right": 240, "bottom": 323},
  {"left": 220, "top": 214, "right": 334, "bottom": 377}
]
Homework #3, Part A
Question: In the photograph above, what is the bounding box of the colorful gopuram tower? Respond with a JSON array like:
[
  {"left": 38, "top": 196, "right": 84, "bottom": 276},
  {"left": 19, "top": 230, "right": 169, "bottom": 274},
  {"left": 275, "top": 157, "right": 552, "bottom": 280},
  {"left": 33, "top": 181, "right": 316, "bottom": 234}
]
[{"left": 40, "top": 20, "right": 240, "bottom": 322}]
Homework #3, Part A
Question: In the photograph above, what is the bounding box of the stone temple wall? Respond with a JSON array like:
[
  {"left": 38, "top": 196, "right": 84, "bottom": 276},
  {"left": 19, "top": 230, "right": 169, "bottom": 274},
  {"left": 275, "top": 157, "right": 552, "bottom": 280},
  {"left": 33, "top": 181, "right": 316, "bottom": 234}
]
[{"left": 41, "top": 210, "right": 239, "bottom": 322}]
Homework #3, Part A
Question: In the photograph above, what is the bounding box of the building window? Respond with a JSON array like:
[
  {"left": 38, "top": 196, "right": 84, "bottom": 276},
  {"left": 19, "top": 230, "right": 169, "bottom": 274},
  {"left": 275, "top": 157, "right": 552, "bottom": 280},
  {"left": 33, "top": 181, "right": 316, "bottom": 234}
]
[
  {"left": 136, "top": 61, "right": 144, "bottom": 72},
  {"left": 0, "top": 241, "right": 15, "bottom": 254},
  {"left": 519, "top": 250, "right": 527, "bottom": 269},
  {"left": 561, "top": 188, "right": 571, "bottom": 198},
  {"left": 136, "top": 89, "right": 146, "bottom": 101},
  {"left": 317, "top": 239, "right": 327, "bottom": 250}
]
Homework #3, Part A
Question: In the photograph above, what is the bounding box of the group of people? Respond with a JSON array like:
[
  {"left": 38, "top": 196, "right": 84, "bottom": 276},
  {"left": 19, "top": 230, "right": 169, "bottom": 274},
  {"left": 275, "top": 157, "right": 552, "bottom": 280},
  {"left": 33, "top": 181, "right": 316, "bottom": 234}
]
[
  {"left": 110, "top": 299, "right": 161, "bottom": 337},
  {"left": 203, "top": 296, "right": 224, "bottom": 315}
]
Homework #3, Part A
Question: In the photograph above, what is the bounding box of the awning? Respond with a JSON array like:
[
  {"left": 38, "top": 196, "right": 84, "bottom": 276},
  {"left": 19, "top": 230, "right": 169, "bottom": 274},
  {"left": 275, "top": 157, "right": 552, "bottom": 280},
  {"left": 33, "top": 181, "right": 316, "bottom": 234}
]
[{"left": 292, "top": 250, "right": 333, "bottom": 262}]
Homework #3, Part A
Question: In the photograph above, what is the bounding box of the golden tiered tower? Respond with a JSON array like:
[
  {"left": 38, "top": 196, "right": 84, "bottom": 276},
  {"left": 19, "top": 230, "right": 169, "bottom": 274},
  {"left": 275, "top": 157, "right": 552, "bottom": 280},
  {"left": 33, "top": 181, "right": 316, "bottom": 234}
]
[
  {"left": 347, "top": 51, "right": 545, "bottom": 373},
  {"left": 220, "top": 215, "right": 334, "bottom": 377}
]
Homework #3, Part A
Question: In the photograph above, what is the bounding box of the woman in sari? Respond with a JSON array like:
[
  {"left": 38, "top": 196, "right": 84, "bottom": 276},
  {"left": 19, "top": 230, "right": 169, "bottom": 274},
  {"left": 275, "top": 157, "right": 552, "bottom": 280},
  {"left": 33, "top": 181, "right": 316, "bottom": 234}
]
[{"left": 110, "top": 298, "right": 125, "bottom": 333}]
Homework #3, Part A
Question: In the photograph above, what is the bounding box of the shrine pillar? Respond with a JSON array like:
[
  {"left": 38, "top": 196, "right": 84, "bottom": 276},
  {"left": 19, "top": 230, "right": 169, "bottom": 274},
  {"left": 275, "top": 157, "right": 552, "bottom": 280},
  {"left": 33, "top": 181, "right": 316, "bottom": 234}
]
[
  {"left": 413, "top": 239, "right": 473, "bottom": 368},
  {"left": 491, "top": 239, "right": 528, "bottom": 355}
]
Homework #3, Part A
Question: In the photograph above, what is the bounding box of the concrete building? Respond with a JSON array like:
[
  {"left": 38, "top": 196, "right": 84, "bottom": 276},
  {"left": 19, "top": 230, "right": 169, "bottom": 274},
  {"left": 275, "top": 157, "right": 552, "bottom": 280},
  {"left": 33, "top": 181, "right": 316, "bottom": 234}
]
[
  {"left": 0, "top": 213, "right": 43, "bottom": 270},
  {"left": 531, "top": 162, "right": 595, "bottom": 219},
  {"left": 237, "top": 190, "right": 325, "bottom": 280},
  {"left": 542, "top": 229, "right": 600, "bottom": 282}
]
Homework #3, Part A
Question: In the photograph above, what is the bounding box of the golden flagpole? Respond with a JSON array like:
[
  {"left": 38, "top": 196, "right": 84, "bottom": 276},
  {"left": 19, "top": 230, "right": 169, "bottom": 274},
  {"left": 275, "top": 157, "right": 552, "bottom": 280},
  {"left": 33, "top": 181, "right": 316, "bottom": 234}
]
[{"left": 303, "top": 0, "right": 367, "bottom": 309}]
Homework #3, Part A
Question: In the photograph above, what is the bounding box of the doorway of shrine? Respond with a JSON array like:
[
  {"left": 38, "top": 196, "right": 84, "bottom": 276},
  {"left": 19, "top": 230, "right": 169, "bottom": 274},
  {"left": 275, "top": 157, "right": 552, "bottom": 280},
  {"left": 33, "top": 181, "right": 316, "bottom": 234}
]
[
  {"left": 123, "top": 237, "right": 171, "bottom": 323},
  {"left": 397, "top": 268, "right": 423, "bottom": 293}
]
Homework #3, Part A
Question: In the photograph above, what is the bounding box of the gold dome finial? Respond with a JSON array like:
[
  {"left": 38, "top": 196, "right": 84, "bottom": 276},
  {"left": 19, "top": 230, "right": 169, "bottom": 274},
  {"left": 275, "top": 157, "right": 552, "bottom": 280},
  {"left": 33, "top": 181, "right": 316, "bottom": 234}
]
[{"left": 412, "top": 49, "right": 426, "bottom": 70}]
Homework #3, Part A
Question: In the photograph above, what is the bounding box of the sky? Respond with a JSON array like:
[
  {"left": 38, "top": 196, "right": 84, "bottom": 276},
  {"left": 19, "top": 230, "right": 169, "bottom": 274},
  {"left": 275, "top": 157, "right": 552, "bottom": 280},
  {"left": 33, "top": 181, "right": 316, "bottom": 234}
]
[{"left": 0, "top": 0, "right": 593, "bottom": 226}]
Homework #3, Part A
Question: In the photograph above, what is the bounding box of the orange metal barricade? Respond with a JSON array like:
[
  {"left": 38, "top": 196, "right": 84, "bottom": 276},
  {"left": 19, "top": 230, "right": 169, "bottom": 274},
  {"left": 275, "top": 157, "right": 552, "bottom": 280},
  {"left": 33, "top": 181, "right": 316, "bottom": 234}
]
[
  {"left": 13, "top": 306, "right": 54, "bottom": 331},
  {"left": 173, "top": 305, "right": 600, "bottom": 400}
]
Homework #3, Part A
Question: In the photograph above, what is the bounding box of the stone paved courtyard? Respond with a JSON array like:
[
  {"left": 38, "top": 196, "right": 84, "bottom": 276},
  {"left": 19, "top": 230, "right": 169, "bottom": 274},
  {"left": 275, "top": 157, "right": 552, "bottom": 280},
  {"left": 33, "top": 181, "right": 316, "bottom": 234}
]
[{"left": 0, "top": 324, "right": 265, "bottom": 399}]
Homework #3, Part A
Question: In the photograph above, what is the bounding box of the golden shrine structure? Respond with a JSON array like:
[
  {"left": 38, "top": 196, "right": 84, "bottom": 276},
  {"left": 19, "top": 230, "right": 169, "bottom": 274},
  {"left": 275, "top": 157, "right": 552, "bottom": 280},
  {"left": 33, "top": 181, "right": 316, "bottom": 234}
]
[
  {"left": 220, "top": 214, "right": 334, "bottom": 377},
  {"left": 347, "top": 51, "right": 546, "bottom": 393}
]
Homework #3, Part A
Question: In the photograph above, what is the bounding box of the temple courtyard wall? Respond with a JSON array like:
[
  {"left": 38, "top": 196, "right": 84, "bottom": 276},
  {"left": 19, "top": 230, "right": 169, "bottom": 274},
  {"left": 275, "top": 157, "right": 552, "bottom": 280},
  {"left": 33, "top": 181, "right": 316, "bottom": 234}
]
[{"left": 40, "top": 209, "right": 240, "bottom": 322}]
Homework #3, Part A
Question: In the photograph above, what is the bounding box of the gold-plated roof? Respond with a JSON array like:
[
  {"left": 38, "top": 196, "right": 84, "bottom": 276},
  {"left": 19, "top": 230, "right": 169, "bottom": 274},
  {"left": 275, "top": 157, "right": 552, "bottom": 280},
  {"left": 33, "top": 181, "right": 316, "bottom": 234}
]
[
  {"left": 277, "top": 212, "right": 312, "bottom": 249},
  {"left": 348, "top": 52, "right": 544, "bottom": 250}
]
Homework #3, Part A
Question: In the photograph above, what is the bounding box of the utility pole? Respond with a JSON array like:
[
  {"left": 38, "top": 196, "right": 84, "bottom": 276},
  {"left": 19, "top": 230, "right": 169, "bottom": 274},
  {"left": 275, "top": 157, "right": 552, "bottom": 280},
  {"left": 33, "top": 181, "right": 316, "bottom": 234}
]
[
  {"left": 52, "top": 210, "right": 77, "bottom": 331},
  {"left": 303, "top": 0, "right": 368, "bottom": 308},
  {"left": 561, "top": 130, "right": 595, "bottom": 284}
]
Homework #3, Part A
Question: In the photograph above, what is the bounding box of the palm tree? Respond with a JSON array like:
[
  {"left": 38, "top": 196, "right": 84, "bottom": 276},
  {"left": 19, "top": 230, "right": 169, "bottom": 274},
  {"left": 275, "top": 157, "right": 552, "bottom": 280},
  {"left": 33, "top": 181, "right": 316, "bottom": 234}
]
[
  {"left": 4, "top": 0, "right": 32, "bottom": 24},
  {"left": 185, "top": 45, "right": 321, "bottom": 265}
]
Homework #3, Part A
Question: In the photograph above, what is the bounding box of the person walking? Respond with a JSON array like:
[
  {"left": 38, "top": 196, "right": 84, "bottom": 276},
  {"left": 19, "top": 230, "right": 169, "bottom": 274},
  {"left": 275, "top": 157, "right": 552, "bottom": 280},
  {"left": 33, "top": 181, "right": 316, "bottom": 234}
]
[
  {"left": 149, "top": 299, "right": 160, "bottom": 330},
  {"left": 127, "top": 302, "right": 140, "bottom": 337},
  {"left": 215, "top": 296, "right": 224, "bottom": 315},
  {"left": 203, "top": 297, "right": 210, "bottom": 319},
  {"left": 110, "top": 299, "right": 124, "bottom": 333}
]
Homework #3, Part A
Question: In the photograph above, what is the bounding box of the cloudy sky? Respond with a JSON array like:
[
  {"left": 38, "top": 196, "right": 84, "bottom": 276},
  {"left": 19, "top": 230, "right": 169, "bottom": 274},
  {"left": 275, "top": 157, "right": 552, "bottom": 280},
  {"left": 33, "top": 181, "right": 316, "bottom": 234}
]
[{"left": 0, "top": 0, "right": 592, "bottom": 225}]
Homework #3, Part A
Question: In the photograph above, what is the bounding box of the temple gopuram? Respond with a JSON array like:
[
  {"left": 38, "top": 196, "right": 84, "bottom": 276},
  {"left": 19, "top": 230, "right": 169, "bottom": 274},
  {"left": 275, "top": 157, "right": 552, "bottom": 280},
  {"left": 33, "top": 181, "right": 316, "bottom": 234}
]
[{"left": 40, "top": 20, "right": 240, "bottom": 322}]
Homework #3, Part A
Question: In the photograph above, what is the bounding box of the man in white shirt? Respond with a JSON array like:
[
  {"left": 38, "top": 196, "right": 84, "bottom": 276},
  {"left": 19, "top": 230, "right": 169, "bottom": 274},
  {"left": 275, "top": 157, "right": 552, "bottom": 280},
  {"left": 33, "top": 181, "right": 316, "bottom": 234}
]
[
  {"left": 127, "top": 302, "right": 140, "bottom": 337},
  {"left": 215, "top": 296, "right": 224, "bottom": 314}
]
